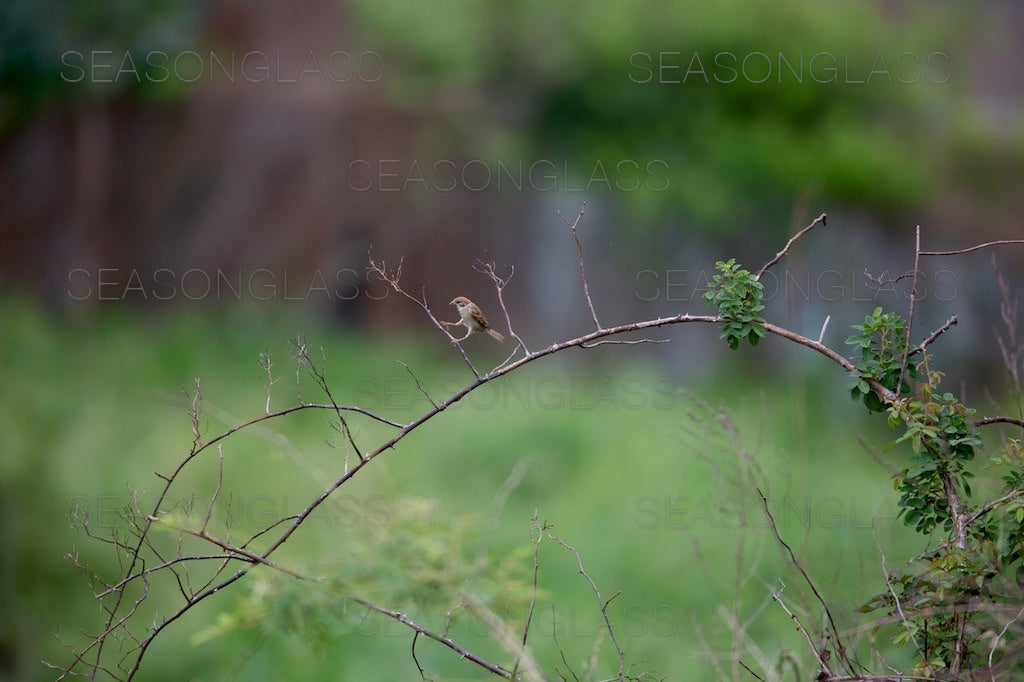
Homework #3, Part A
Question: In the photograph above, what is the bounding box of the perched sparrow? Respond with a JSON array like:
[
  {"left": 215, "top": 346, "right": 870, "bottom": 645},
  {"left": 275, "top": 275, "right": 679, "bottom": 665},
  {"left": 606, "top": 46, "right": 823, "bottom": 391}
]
[{"left": 449, "top": 296, "right": 505, "bottom": 342}]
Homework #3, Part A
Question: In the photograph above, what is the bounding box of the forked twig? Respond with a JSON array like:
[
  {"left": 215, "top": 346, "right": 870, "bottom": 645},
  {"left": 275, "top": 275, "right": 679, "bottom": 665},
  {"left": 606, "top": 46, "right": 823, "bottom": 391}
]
[
  {"left": 757, "top": 488, "right": 853, "bottom": 675},
  {"left": 476, "top": 253, "right": 530, "bottom": 363},
  {"left": 147, "top": 517, "right": 315, "bottom": 582},
  {"left": 258, "top": 350, "right": 277, "bottom": 415},
  {"left": 294, "top": 341, "right": 364, "bottom": 461},
  {"left": 963, "top": 488, "right": 1024, "bottom": 528},
  {"left": 397, "top": 360, "right": 438, "bottom": 409},
  {"left": 863, "top": 269, "right": 915, "bottom": 290},
  {"left": 769, "top": 582, "right": 831, "bottom": 678},
  {"left": 909, "top": 316, "right": 958, "bottom": 356},
  {"left": 368, "top": 253, "right": 481, "bottom": 378},
  {"left": 512, "top": 514, "right": 545, "bottom": 681},
  {"left": 545, "top": 525, "right": 626, "bottom": 679}
]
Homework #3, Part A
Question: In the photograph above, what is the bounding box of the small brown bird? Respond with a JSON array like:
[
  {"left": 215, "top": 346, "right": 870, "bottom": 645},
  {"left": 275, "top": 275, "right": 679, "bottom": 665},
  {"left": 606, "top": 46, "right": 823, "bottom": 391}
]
[{"left": 450, "top": 296, "right": 505, "bottom": 342}]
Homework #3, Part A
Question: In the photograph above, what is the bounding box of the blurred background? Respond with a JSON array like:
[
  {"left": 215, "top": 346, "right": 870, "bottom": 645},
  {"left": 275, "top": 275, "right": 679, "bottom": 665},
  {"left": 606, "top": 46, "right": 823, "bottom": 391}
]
[{"left": 2, "top": 1, "right": 1023, "bottom": 679}]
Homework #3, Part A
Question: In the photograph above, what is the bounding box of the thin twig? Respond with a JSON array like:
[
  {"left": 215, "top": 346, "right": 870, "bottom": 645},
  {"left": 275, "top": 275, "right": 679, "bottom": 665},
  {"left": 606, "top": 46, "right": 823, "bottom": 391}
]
[
  {"left": 920, "top": 239, "right": 1024, "bottom": 256},
  {"left": 558, "top": 202, "right": 601, "bottom": 329},
  {"left": 989, "top": 603, "right": 1024, "bottom": 681},
  {"left": 397, "top": 361, "right": 438, "bottom": 409},
  {"left": 188, "top": 378, "right": 203, "bottom": 444},
  {"left": 259, "top": 350, "right": 277, "bottom": 415},
  {"left": 755, "top": 213, "right": 827, "bottom": 280},
  {"left": 552, "top": 604, "right": 581, "bottom": 682},
  {"left": 991, "top": 253, "right": 1023, "bottom": 418},
  {"left": 770, "top": 583, "right": 831, "bottom": 678},
  {"left": 148, "top": 518, "right": 315, "bottom": 582},
  {"left": 757, "top": 488, "right": 853, "bottom": 675},
  {"left": 200, "top": 445, "right": 224, "bottom": 532},
  {"left": 512, "top": 515, "right": 545, "bottom": 681},
  {"left": 963, "top": 488, "right": 1024, "bottom": 528},
  {"left": 764, "top": 322, "right": 896, "bottom": 402},
  {"left": 411, "top": 631, "right": 429, "bottom": 681},
  {"left": 464, "top": 594, "right": 545, "bottom": 682},
  {"left": 939, "top": 469, "right": 969, "bottom": 674},
  {"left": 295, "top": 343, "right": 364, "bottom": 461},
  {"left": 909, "top": 316, "right": 958, "bottom": 356},
  {"left": 863, "top": 269, "right": 915, "bottom": 290},
  {"left": 368, "top": 253, "right": 481, "bottom": 378},
  {"left": 94, "top": 554, "right": 240, "bottom": 598},
  {"left": 817, "top": 315, "right": 831, "bottom": 344},
  {"left": 896, "top": 225, "right": 922, "bottom": 397},
  {"left": 738, "top": 659, "right": 766, "bottom": 681},
  {"left": 872, "top": 524, "right": 921, "bottom": 655},
  {"left": 353, "top": 597, "right": 512, "bottom": 679},
  {"left": 546, "top": 528, "right": 625, "bottom": 679},
  {"left": 476, "top": 253, "right": 530, "bottom": 360}
]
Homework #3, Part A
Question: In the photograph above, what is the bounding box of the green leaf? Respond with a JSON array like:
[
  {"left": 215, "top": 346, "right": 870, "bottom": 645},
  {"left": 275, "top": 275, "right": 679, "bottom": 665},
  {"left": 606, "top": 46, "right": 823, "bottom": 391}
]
[{"left": 864, "top": 391, "right": 885, "bottom": 413}]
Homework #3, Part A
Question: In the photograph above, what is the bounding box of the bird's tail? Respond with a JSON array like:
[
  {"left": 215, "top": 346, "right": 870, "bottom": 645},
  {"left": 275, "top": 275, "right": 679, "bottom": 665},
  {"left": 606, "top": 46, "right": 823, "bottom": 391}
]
[{"left": 487, "top": 329, "right": 506, "bottom": 342}]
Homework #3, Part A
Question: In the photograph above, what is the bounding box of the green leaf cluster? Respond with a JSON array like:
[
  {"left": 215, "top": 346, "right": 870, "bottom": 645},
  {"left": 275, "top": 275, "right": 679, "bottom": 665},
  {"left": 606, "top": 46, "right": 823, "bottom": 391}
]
[
  {"left": 845, "top": 306, "right": 918, "bottom": 412},
  {"left": 704, "top": 259, "right": 765, "bottom": 350}
]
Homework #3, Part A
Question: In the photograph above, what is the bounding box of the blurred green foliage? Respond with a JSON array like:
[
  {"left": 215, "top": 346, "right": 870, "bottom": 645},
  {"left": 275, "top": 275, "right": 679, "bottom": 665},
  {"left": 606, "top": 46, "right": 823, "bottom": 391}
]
[
  {"left": 0, "top": 0, "right": 197, "bottom": 130},
  {"left": 350, "top": 0, "right": 965, "bottom": 230},
  {"left": 2, "top": 0, "right": 975, "bottom": 232}
]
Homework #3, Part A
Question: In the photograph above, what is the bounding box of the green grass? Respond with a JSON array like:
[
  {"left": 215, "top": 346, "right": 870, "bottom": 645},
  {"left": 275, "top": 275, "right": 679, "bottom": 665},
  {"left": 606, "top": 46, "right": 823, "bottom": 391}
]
[{"left": 1, "top": 297, "right": 935, "bottom": 680}]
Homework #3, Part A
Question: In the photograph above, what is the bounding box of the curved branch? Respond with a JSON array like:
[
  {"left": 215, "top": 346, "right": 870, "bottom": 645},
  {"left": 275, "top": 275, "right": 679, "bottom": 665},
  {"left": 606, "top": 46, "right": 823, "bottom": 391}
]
[
  {"left": 756, "top": 212, "right": 827, "bottom": 279},
  {"left": 920, "top": 239, "right": 1024, "bottom": 256},
  {"left": 975, "top": 416, "right": 1024, "bottom": 430}
]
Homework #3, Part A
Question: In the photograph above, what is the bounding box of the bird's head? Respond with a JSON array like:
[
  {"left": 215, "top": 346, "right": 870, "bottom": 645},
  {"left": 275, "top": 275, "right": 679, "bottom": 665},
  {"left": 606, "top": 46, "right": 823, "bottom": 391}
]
[{"left": 450, "top": 296, "right": 472, "bottom": 310}]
